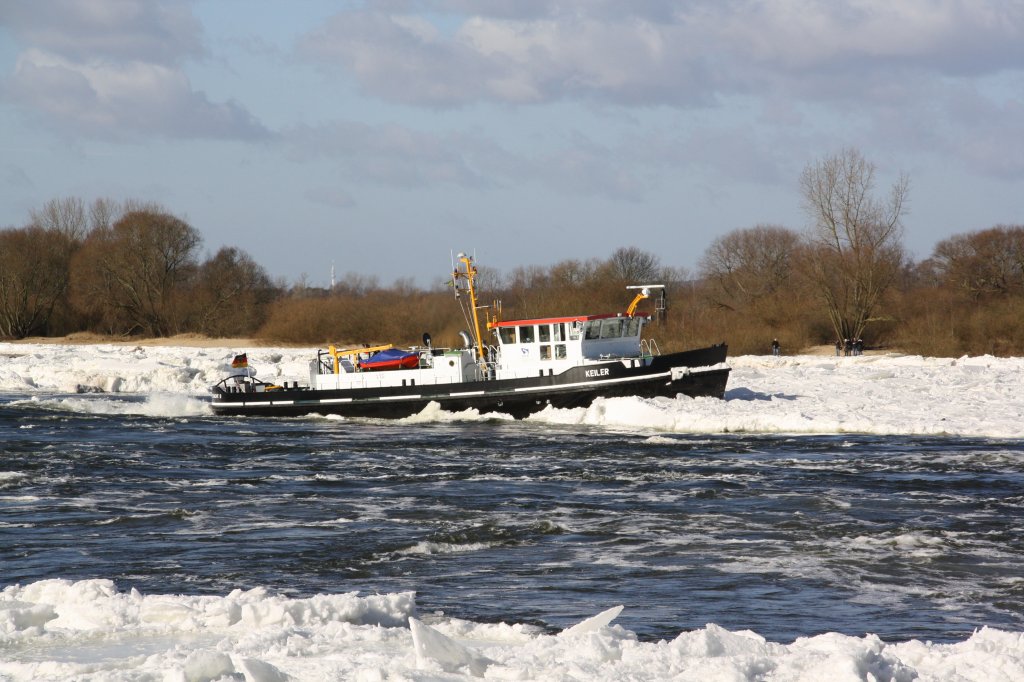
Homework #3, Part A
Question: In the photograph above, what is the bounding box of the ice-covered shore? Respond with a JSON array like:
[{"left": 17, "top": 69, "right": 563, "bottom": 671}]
[
  {"left": 2, "top": 342, "right": 1022, "bottom": 437},
  {"left": 1, "top": 579, "right": 1022, "bottom": 681}
]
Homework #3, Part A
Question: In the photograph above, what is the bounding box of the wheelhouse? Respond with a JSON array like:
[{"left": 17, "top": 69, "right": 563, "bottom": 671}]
[{"left": 489, "top": 313, "right": 650, "bottom": 379}]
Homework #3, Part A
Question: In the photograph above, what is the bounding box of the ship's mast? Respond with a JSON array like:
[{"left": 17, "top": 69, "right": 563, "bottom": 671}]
[{"left": 452, "top": 253, "right": 488, "bottom": 365}]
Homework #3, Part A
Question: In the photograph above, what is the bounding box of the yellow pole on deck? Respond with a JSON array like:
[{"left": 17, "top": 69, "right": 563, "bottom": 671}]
[{"left": 454, "top": 253, "right": 488, "bottom": 365}]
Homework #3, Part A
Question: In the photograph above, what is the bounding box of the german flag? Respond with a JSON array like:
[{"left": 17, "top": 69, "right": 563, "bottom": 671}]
[{"left": 231, "top": 353, "right": 248, "bottom": 368}]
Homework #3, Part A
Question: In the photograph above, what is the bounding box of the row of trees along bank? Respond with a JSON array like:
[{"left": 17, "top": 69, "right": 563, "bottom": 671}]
[
  {"left": 0, "top": 198, "right": 276, "bottom": 339},
  {"left": 2, "top": 149, "right": 1023, "bottom": 356}
]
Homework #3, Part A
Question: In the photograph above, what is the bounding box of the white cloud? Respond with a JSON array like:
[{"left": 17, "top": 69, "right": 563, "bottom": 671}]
[
  {"left": 1, "top": 0, "right": 266, "bottom": 139},
  {"left": 297, "top": 8, "right": 715, "bottom": 106},
  {"left": 456, "top": 15, "right": 711, "bottom": 105},
  {"left": 291, "top": 1, "right": 1024, "bottom": 181},
  {"left": 0, "top": 0, "right": 204, "bottom": 63},
  {"left": 296, "top": 10, "right": 495, "bottom": 106},
  {"left": 296, "top": 1, "right": 1024, "bottom": 108},
  {"left": 10, "top": 49, "right": 266, "bottom": 140},
  {"left": 714, "top": 0, "right": 1024, "bottom": 76}
]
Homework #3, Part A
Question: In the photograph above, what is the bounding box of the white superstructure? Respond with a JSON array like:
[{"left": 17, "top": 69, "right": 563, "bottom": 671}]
[{"left": 488, "top": 313, "right": 649, "bottom": 380}]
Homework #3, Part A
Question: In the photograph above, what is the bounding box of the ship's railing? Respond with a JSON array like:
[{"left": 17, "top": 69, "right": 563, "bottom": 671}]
[
  {"left": 641, "top": 338, "right": 661, "bottom": 356},
  {"left": 314, "top": 373, "right": 480, "bottom": 390},
  {"left": 315, "top": 355, "right": 333, "bottom": 375},
  {"left": 212, "top": 374, "right": 302, "bottom": 394},
  {"left": 483, "top": 344, "right": 500, "bottom": 379}
]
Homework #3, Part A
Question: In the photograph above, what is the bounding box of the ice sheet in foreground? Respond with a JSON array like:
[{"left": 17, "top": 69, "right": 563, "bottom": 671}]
[
  {"left": 0, "top": 579, "right": 1021, "bottom": 681},
  {"left": 3, "top": 343, "right": 1023, "bottom": 437}
]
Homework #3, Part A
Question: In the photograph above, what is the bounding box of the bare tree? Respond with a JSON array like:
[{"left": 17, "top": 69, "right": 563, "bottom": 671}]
[
  {"left": 30, "top": 197, "right": 88, "bottom": 242},
  {"left": 88, "top": 198, "right": 125, "bottom": 232},
  {"left": 502, "top": 264, "right": 551, "bottom": 318},
  {"left": 334, "top": 271, "right": 381, "bottom": 296},
  {"left": 548, "top": 258, "right": 598, "bottom": 290},
  {"left": 0, "top": 226, "right": 75, "bottom": 338},
  {"left": 605, "top": 246, "right": 661, "bottom": 283},
  {"left": 190, "top": 247, "right": 279, "bottom": 337},
  {"left": 930, "top": 225, "right": 1024, "bottom": 298},
  {"left": 72, "top": 209, "right": 202, "bottom": 336},
  {"left": 800, "top": 148, "right": 908, "bottom": 342},
  {"left": 700, "top": 224, "right": 801, "bottom": 312}
]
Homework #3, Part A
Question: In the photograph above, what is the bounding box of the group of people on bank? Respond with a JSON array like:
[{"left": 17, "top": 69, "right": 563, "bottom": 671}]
[
  {"left": 766, "top": 338, "right": 866, "bottom": 356},
  {"left": 836, "top": 338, "right": 864, "bottom": 356}
]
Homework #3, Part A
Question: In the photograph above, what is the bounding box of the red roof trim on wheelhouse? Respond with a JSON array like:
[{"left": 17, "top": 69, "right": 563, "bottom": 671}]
[{"left": 490, "top": 313, "right": 633, "bottom": 328}]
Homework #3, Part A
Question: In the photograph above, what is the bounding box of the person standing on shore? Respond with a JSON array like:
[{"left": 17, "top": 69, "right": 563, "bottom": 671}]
[{"left": 771, "top": 338, "right": 780, "bottom": 356}]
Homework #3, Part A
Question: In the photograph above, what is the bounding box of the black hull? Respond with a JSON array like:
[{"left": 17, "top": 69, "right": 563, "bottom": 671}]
[{"left": 211, "top": 345, "right": 729, "bottom": 420}]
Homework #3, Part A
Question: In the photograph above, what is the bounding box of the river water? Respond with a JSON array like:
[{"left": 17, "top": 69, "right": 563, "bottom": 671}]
[{"left": 2, "top": 392, "right": 1023, "bottom": 645}]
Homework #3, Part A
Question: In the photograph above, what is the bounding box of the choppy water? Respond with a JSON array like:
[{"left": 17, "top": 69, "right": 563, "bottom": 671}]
[{"left": 2, "top": 392, "right": 1023, "bottom": 644}]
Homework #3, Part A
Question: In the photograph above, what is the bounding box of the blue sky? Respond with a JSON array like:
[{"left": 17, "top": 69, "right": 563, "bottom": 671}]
[{"left": 2, "top": 0, "right": 1022, "bottom": 287}]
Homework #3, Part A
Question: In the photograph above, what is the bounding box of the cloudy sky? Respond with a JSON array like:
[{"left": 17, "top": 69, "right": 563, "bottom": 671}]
[{"left": 2, "top": 0, "right": 1022, "bottom": 286}]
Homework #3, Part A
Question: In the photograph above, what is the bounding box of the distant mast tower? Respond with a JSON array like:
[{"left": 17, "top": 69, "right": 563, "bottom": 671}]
[{"left": 330, "top": 261, "right": 336, "bottom": 290}]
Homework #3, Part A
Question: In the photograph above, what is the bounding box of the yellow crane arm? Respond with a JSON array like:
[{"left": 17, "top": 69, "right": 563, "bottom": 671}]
[
  {"left": 328, "top": 343, "right": 394, "bottom": 374},
  {"left": 626, "top": 288, "right": 650, "bottom": 317}
]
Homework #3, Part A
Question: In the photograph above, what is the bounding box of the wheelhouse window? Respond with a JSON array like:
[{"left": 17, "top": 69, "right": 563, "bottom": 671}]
[
  {"left": 539, "top": 324, "right": 551, "bottom": 343},
  {"left": 569, "top": 322, "right": 582, "bottom": 341},
  {"left": 627, "top": 317, "right": 642, "bottom": 337},
  {"left": 540, "top": 345, "right": 551, "bottom": 360},
  {"left": 499, "top": 327, "right": 516, "bottom": 344},
  {"left": 519, "top": 325, "right": 535, "bottom": 343},
  {"left": 555, "top": 344, "right": 567, "bottom": 359},
  {"left": 584, "top": 321, "right": 601, "bottom": 340},
  {"left": 600, "top": 318, "right": 624, "bottom": 339},
  {"left": 554, "top": 323, "right": 566, "bottom": 342}
]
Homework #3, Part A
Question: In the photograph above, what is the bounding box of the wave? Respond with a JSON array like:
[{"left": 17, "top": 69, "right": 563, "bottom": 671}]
[{"left": 10, "top": 393, "right": 211, "bottom": 418}]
